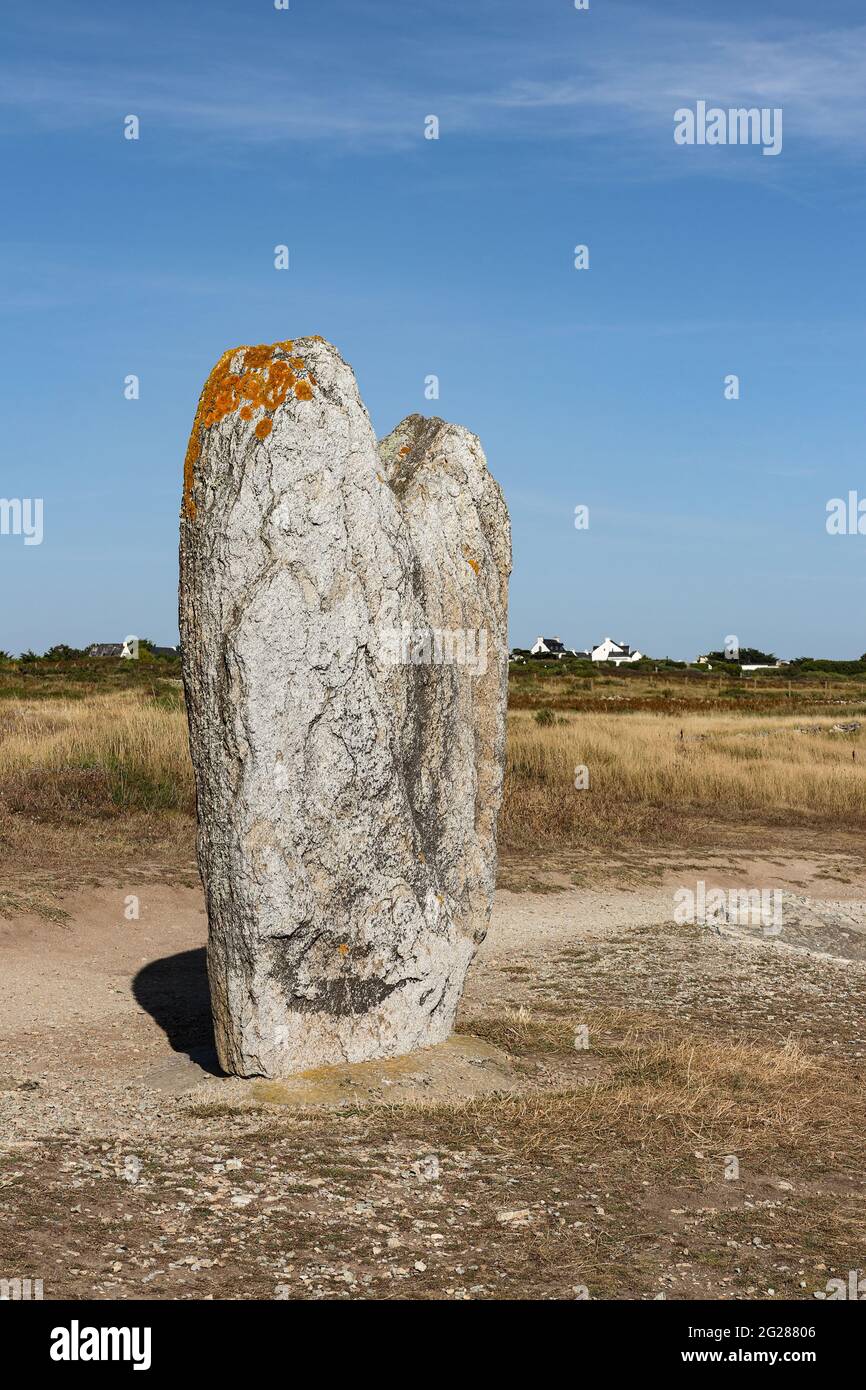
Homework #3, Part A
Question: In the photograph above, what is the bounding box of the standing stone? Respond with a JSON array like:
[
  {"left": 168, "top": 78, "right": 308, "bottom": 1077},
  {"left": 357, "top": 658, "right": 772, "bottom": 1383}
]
[{"left": 180, "top": 337, "right": 510, "bottom": 1077}]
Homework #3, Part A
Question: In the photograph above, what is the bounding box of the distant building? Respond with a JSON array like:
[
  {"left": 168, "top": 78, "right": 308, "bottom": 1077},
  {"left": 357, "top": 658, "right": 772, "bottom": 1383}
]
[
  {"left": 697, "top": 653, "right": 789, "bottom": 672},
  {"left": 87, "top": 642, "right": 179, "bottom": 659},
  {"left": 591, "top": 637, "right": 642, "bottom": 666},
  {"left": 530, "top": 635, "right": 569, "bottom": 659}
]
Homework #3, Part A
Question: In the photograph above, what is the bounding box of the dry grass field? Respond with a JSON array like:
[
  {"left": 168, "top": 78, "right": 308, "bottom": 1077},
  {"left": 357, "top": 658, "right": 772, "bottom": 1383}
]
[
  {"left": 502, "top": 707, "right": 866, "bottom": 851},
  {"left": 1, "top": 659, "right": 865, "bottom": 1300},
  {"left": 0, "top": 663, "right": 863, "bottom": 861}
]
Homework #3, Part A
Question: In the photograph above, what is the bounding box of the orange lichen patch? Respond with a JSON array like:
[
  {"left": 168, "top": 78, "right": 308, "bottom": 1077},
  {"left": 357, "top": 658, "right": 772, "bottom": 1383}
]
[
  {"left": 338, "top": 943, "right": 350, "bottom": 957},
  {"left": 263, "top": 362, "right": 298, "bottom": 409},
  {"left": 462, "top": 544, "right": 480, "bottom": 575},
  {"left": 241, "top": 344, "right": 273, "bottom": 370},
  {"left": 399, "top": 445, "right": 412, "bottom": 458},
  {"left": 182, "top": 339, "right": 318, "bottom": 518}
]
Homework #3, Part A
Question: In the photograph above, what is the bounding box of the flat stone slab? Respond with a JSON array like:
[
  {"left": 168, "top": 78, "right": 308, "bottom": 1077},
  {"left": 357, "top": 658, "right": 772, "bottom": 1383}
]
[{"left": 182, "top": 1034, "right": 518, "bottom": 1110}]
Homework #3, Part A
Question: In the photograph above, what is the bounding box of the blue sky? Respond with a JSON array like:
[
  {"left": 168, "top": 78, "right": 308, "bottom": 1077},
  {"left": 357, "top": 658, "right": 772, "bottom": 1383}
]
[{"left": 2, "top": 0, "right": 865, "bottom": 658}]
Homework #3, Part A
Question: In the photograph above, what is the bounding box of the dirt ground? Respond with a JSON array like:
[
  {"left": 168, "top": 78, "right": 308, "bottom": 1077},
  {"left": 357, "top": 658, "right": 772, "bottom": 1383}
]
[{"left": 2, "top": 840, "right": 865, "bottom": 1301}]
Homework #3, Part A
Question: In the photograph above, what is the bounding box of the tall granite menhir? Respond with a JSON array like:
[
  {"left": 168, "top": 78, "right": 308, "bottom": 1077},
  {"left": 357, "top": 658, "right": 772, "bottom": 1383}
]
[{"left": 180, "top": 337, "right": 510, "bottom": 1077}]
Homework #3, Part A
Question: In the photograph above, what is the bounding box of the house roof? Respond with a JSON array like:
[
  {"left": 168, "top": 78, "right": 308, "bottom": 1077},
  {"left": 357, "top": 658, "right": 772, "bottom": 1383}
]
[{"left": 88, "top": 643, "right": 123, "bottom": 657}]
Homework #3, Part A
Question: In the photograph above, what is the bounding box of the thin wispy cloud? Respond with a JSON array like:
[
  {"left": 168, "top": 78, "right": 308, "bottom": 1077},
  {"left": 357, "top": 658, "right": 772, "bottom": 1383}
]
[
  {"left": 485, "top": 19, "right": 866, "bottom": 150},
  {"left": 2, "top": 7, "right": 866, "bottom": 161}
]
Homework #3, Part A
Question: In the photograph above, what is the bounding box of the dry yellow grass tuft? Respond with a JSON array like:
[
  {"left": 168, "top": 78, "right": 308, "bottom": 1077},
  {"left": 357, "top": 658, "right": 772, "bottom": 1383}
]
[
  {"left": 0, "top": 692, "right": 194, "bottom": 819},
  {"left": 501, "top": 709, "right": 866, "bottom": 849},
  {"left": 380, "top": 1027, "right": 863, "bottom": 1182}
]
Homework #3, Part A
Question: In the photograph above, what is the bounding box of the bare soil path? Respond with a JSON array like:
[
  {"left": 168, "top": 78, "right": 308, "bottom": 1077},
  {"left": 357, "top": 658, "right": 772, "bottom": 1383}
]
[{"left": 2, "top": 845, "right": 865, "bottom": 1301}]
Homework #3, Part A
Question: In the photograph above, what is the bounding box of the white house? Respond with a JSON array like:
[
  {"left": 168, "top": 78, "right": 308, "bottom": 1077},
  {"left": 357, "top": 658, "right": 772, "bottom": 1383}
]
[
  {"left": 530, "top": 635, "right": 568, "bottom": 659},
  {"left": 591, "top": 637, "right": 642, "bottom": 666}
]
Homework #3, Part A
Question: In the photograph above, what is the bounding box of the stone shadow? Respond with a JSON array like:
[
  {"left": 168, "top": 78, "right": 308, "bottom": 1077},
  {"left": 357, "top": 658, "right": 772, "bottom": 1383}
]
[{"left": 133, "top": 947, "right": 223, "bottom": 1076}]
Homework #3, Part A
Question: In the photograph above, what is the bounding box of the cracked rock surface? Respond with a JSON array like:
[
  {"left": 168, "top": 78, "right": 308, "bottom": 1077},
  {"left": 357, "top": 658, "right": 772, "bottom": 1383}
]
[{"left": 180, "top": 337, "right": 510, "bottom": 1076}]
